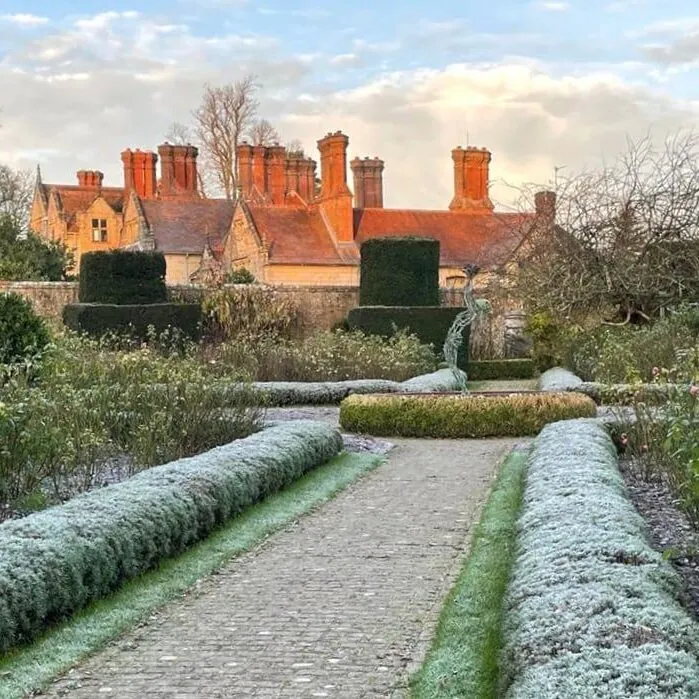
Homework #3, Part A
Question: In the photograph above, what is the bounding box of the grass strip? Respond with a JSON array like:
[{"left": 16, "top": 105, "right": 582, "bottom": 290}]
[
  {"left": 410, "top": 448, "right": 529, "bottom": 699},
  {"left": 0, "top": 451, "right": 385, "bottom": 699}
]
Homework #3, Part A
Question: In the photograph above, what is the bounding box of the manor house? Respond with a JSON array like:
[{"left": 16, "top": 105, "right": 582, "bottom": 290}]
[{"left": 29, "top": 132, "right": 555, "bottom": 286}]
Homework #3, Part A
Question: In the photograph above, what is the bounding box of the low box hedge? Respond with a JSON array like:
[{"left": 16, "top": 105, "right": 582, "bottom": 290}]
[
  {"left": 0, "top": 420, "right": 342, "bottom": 653},
  {"left": 347, "top": 306, "right": 470, "bottom": 369},
  {"left": 468, "top": 359, "right": 535, "bottom": 381},
  {"left": 63, "top": 303, "right": 202, "bottom": 340},
  {"left": 338, "top": 392, "right": 596, "bottom": 438},
  {"left": 500, "top": 419, "right": 699, "bottom": 697}
]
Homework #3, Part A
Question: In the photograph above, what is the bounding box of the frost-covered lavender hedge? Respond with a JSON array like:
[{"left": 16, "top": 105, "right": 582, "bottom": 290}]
[
  {"left": 569, "top": 381, "right": 677, "bottom": 405},
  {"left": 537, "top": 367, "right": 583, "bottom": 391},
  {"left": 500, "top": 419, "right": 699, "bottom": 698},
  {"left": 244, "top": 368, "right": 467, "bottom": 405},
  {"left": 0, "top": 420, "right": 342, "bottom": 653}
]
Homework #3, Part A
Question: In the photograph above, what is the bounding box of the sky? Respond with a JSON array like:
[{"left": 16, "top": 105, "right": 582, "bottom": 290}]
[{"left": 0, "top": 0, "right": 698, "bottom": 209}]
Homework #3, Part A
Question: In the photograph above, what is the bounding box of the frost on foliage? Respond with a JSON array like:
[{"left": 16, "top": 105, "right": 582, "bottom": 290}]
[
  {"left": 501, "top": 419, "right": 699, "bottom": 698},
  {"left": 251, "top": 379, "right": 401, "bottom": 405},
  {"left": 244, "top": 369, "right": 466, "bottom": 406},
  {"left": 538, "top": 367, "right": 583, "bottom": 391},
  {"left": 398, "top": 368, "right": 466, "bottom": 392},
  {"left": 0, "top": 420, "right": 342, "bottom": 653}
]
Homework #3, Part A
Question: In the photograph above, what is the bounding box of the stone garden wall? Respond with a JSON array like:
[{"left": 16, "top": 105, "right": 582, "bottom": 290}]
[{"left": 0, "top": 281, "right": 526, "bottom": 357}]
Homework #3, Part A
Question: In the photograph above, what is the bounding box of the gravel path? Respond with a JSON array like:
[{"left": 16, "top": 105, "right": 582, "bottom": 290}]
[{"left": 43, "top": 436, "right": 519, "bottom": 698}]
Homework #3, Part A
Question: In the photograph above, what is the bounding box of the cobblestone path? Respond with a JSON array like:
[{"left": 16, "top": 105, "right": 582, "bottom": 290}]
[{"left": 45, "top": 438, "right": 519, "bottom": 698}]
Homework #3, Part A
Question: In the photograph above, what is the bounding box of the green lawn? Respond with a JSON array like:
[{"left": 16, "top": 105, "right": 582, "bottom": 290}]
[
  {"left": 409, "top": 448, "right": 529, "bottom": 699},
  {"left": 0, "top": 451, "right": 385, "bottom": 699}
]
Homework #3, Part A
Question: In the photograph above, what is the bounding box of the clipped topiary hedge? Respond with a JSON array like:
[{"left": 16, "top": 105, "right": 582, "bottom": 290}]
[
  {"left": 78, "top": 250, "right": 167, "bottom": 305},
  {"left": 468, "top": 359, "right": 535, "bottom": 381},
  {"left": 500, "top": 419, "right": 699, "bottom": 698},
  {"left": 0, "top": 420, "right": 342, "bottom": 653},
  {"left": 359, "top": 237, "right": 440, "bottom": 307},
  {"left": 339, "top": 392, "right": 596, "bottom": 438},
  {"left": 347, "top": 306, "right": 470, "bottom": 369},
  {"left": 63, "top": 303, "right": 202, "bottom": 340}
]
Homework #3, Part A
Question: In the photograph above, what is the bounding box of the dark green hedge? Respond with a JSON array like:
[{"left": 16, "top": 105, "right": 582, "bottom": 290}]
[
  {"left": 63, "top": 303, "right": 202, "bottom": 340},
  {"left": 347, "top": 306, "right": 470, "bottom": 369},
  {"left": 468, "top": 359, "right": 535, "bottom": 381},
  {"left": 0, "top": 421, "right": 342, "bottom": 653},
  {"left": 79, "top": 250, "right": 167, "bottom": 304},
  {"left": 359, "top": 237, "right": 440, "bottom": 307}
]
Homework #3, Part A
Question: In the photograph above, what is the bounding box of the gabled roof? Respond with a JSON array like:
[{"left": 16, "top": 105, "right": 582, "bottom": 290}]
[
  {"left": 140, "top": 198, "right": 235, "bottom": 254},
  {"left": 42, "top": 184, "right": 125, "bottom": 231},
  {"left": 246, "top": 205, "right": 358, "bottom": 264},
  {"left": 353, "top": 208, "right": 536, "bottom": 269}
]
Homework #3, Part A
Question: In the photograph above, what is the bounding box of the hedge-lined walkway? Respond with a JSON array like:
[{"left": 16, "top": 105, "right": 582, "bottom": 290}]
[{"left": 44, "top": 438, "right": 519, "bottom": 698}]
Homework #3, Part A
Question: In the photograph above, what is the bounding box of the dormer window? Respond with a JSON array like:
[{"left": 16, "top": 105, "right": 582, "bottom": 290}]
[{"left": 92, "top": 218, "right": 107, "bottom": 242}]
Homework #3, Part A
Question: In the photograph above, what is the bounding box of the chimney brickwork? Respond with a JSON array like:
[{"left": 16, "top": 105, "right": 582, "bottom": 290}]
[
  {"left": 449, "top": 146, "right": 494, "bottom": 212},
  {"left": 350, "top": 157, "right": 384, "bottom": 209}
]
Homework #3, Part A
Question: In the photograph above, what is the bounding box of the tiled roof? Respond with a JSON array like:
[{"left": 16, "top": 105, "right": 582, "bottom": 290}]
[
  {"left": 44, "top": 185, "right": 125, "bottom": 231},
  {"left": 353, "top": 208, "right": 536, "bottom": 269},
  {"left": 141, "top": 199, "right": 235, "bottom": 254},
  {"left": 247, "top": 206, "right": 358, "bottom": 264}
]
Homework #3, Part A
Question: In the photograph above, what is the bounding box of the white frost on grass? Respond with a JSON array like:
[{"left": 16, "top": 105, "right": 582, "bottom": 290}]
[{"left": 500, "top": 419, "right": 699, "bottom": 698}]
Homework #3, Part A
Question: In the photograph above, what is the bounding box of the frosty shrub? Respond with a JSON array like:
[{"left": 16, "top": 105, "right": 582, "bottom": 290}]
[
  {"left": 500, "top": 419, "right": 699, "bottom": 698},
  {"left": 538, "top": 367, "right": 583, "bottom": 391},
  {"left": 0, "top": 420, "right": 342, "bottom": 652}
]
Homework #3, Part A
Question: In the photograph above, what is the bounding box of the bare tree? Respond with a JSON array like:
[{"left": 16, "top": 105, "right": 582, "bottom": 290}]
[
  {"left": 285, "top": 138, "right": 305, "bottom": 157},
  {"left": 247, "top": 118, "right": 280, "bottom": 146},
  {"left": 513, "top": 129, "right": 699, "bottom": 323},
  {"left": 164, "top": 121, "right": 194, "bottom": 145},
  {"left": 192, "top": 76, "right": 260, "bottom": 200},
  {"left": 0, "top": 165, "right": 33, "bottom": 232}
]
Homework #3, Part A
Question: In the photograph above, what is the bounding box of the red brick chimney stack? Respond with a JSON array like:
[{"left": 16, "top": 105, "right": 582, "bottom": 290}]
[
  {"left": 157, "top": 144, "right": 199, "bottom": 198},
  {"left": 317, "top": 131, "right": 353, "bottom": 242},
  {"left": 285, "top": 156, "right": 301, "bottom": 199},
  {"left": 121, "top": 149, "right": 157, "bottom": 199},
  {"left": 252, "top": 145, "right": 267, "bottom": 196},
  {"left": 77, "top": 170, "right": 104, "bottom": 189},
  {"left": 237, "top": 142, "right": 254, "bottom": 197},
  {"left": 299, "top": 157, "right": 316, "bottom": 203},
  {"left": 449, "top": 146, "right": 494, "bottom": 212},
  {"left": 157, "top": 144, "right": 175, "bottom": 196},
  {"left": 351, "top": 156, "right": 384, "bottom": 209},
  {"left": 266, "top": 144, "right": 287, "bottom": 205}
]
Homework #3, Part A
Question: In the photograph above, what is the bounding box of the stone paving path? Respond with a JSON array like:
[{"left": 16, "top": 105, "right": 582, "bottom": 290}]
[{"left": 45, "top": 437, "right": 519, "bottom": 698}]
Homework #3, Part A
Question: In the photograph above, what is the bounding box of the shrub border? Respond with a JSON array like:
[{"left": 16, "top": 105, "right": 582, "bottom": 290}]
[
  {"left": 467, "top": 359, "right": 535, "bottom": 381},
  {"left": 0, "top": 451, "right": 385, "bottom": 698},
  {"left": 0, "top": 420, "right": 342, "bottom": 654},
  {"left": 499, "top": 419, "right": 699, "bottom": 697},
  {"left": 410, "top": 447, "right": 529, "bottom": 698},
  {"left": 538, "top": 366, "right": 583, "bottom": 391}
]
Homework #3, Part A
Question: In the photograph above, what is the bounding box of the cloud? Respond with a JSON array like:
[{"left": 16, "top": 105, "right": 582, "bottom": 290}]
[
  {"left": 635, "top": 17, "right": 699, "bottom": 64},
  {"left": 0, "top": 13, "right": 50, "bottom": 26},
  {"left": 0, "top": 15, "right": 696, "bottom": 211},
  {"left": 533, "top": 1, "right": 570, "bottom": 10}
]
